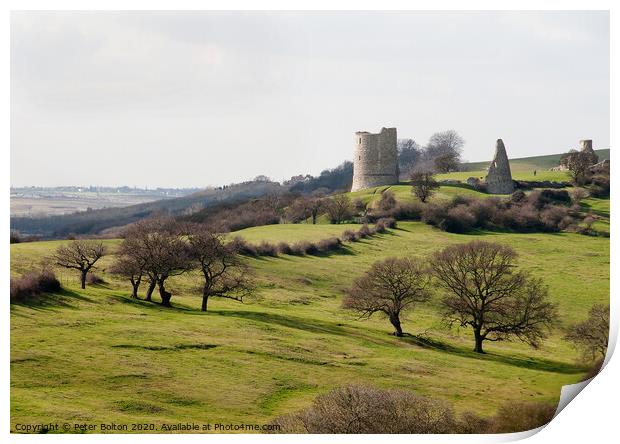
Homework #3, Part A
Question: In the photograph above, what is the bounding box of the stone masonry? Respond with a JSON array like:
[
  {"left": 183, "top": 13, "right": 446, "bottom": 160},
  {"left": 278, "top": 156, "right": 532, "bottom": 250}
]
[
  {"left": 351, "top": 127, "right": 399, "bottom": 192},
  {"left": 485, "top": 139, "right": 515, "bottom": 194}
]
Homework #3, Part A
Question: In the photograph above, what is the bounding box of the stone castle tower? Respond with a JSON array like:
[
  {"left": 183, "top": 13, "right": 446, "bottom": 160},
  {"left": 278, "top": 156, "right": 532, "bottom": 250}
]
[
  {"left": 579, "top": 139, "right": 599, "bottom": 164},
  {"left": 351, "top": 127, "right": 399, "bottom": 192},
  {"left": 485, "top": 139, "right": 515, "bottom": 194}
]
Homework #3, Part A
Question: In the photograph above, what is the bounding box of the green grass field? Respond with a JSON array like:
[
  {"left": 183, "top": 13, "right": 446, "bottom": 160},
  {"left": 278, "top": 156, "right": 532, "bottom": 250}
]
[
  {"left": 10, "top": 217, "right": 609, "bottom": 432},
  {"left": 437, "top": 169, "right": 570, "bottom": 182},
  {"left": 460, "top": 148, "right": 610, "bottom": 173}
]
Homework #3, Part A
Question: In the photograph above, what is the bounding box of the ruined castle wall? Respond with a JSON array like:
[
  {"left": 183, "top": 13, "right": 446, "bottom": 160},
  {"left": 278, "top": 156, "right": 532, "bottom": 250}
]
[
  {"left": 485, "top": 139, "right": 515, "bottom": 194},
  {"left": 351, "top": 127, "right": 399, "bottom": 192}
]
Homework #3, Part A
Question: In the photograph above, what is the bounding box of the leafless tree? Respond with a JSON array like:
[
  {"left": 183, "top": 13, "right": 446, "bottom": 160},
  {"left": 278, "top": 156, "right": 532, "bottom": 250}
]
[
  {"left": 410, "top": 170, "right": 439, "bottom": 203},
  {"left": 431, "top": 241, "right": 558, "bottom": 353},
  {"left": 434, "top": 152, "right": 460, "bottom": 173},
  {"left": 343, "top": 257, "right": 431, "bottom": 336},
  {"left": 560, "top": 150, "right": 598, "bottom": 185},
  {"left": 325, "top": 194, "right": 353, "bottom": 224},
  {"left": 564, "top": 304, "right": 609, "bottom": 361},
  {"left": 286, "top": 196, "right": 325, "bottom": 224},
  {"left": 109, "top": 254, "right": 144, "bottom": 299},
  {"left": 52, "top": 240, "right": 107, "bottom": 289},
  {"left": 424, "top": 130, "right": 464, "bottom": 172},
  {"left": 187, "top": 224, "right": 255, "bottom": 311},
  {"left": 397, "top": 138, "right": 422, "bottom": 175},
  {"left": 120, "top": 217, "right": 192, "bottom": 306}
]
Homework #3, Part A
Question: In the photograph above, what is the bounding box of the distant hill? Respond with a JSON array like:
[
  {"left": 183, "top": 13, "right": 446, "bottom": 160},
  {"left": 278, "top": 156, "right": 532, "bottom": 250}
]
[
  {"left": 11, "top": 180, "right": 284, "bottom": 238},
  {"left": 462, "top": 148, "right": 609, "bottom": 172}
]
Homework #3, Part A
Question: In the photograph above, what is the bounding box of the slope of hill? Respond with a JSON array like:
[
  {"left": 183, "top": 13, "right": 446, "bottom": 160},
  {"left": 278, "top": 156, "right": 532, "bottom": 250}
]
[
  {"left": 10, "top": 181, "right": 284, "bottom": 238},
  {"left": 462, "top": 148, "right": 610, "bottom": 172},
  {"left": 10, "top": 220, "right": 608, "bottom": 429}
]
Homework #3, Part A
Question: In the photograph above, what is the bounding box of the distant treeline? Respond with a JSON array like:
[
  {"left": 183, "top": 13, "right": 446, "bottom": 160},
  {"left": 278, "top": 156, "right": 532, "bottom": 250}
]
[
  {"left": 11, "top": 180, "right": 284, "bottom": 239},
  {"left": 288, "top": 161, "right": 354, "bottom": 194}
]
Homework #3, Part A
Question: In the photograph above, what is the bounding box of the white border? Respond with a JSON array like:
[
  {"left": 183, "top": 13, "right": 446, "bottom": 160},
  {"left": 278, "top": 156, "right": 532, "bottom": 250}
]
[{"left": 3, "top": 1, "right": 616, "bottom": 443}]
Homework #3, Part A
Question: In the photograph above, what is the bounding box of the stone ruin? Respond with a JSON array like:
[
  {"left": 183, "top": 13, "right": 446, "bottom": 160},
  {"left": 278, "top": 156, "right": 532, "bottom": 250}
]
[
  {"left": 578, "top": 139, "right": 599, "bottom": 165},
  {"left": 552, "top": 139, "right": 598, "bottom": 171},
  {"left": 485, "top": 139, "right": 515, "bottom": 194},
  {"left": 351, "top": 127, "right": 399, "bottom": 192}
]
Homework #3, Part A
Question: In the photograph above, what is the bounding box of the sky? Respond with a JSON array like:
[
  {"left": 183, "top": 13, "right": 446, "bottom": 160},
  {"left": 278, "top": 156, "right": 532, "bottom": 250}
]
[{"left": 11, "top": 11, "right": 609, "bottom": 188}]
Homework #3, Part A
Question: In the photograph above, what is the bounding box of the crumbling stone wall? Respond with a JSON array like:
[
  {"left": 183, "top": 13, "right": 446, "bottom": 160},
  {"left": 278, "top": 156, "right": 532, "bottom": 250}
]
[
  {"left": 485, "top": 139, "right": 515, "bottom": 194},
  {"left": 351, "top": 127, "right": 399, "bottom": 192}
]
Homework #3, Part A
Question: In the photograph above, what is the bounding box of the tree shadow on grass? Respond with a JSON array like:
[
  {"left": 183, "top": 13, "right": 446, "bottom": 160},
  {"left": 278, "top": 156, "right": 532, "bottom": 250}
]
[
  {"left": 107, "top": 294, "right": 198, "bottom": 312},
  {"left": 401, "top": 334, "right": 585, "bottom": 375},
  {"left": 213, "top": 310, "right": 349, "bottom": 336},
  {"left": 10, "top": 288, "right": 94, "bottom": 313}
]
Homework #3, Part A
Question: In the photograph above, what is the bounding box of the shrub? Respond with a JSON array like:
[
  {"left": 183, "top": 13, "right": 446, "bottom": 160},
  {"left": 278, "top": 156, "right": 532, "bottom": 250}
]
[
  {"left": 421, "top": 203, "right": 448, "bottom": 227},
  {"left": 10, "top": 270, "right": 62, "bottom": 303},
  {"left": 256, "top": 241, "right": 279, "bottom": 257},
  {"left": 86, "top": 273, "right": 106, "bottom": 284},
  {"left": 270, "top": 385, "right": 456, "bottom": 434},
  {"left": 316, "top": 237, "right": 341, "bottom": 253},
  {"left": 377, "top": 190, "right": 397, "bottom": 211},
  {"left": 540, "top": 206, "right": 572, "bottom": 231},
  {"left": 341, "top": 229, "right": 359, "bottom": 242},
  {"left": 456, "top": 411, "right": 492, "bottom": 434},
  {"left": 530, "top": 189, "right": 571, "bottom": 208},
  {"left": 352, "top": 198, "right": 366, "bottom": 214},
  {"left": 305, "top": 242, "right": 320, "bottom": 256},
  {"left": 488, "top": 402, "right": 556, "bottom": 433},
  {"left": 357, "top": 224, "right": 372, "bottom": 238},
  {"left": 289, "top": 241, "right": 311, "bottom": 256},
  {"left": 392, "top": 202, "right": 424, "bottom": 220},
  {"left": 277, "top": 242, "right": 293, "bottom": 255},
  {"left": 510, "top": 189, "right": 527, "bottom": 203},
  {"left": 440, "top": 205, "right": 476, "bottom": 233},
  {"left": 589, "top": 174, "right": 610, "bottom": 198},
  {"left": 230, "top": 236, "right": 258, "bottom": 256},
  {"left": 374, "top": 218, "right": 396, "bottom": 233}
]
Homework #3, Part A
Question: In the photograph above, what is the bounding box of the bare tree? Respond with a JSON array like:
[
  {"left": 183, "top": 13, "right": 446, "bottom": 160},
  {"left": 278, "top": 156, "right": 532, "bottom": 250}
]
[
  {"left": 120, "top": 217, "right": 192, "bottom": 306},
  {"left": 433, "top": 152, "right": 460, "bottom": 173},
  {"left": 52, "top": 240, "right": 107, "bottom": 289},
  {"left": 564, "top": 304, "right": 609, "bottom": 361},
  {"left": 397, "top": 139, "right": 422, "bottom": 176},
  {"left": 343, "top": 257, "right": 431, "bottom": 336},
  {"left": 560, "top": 150, "right": 598, "bottom": 186},
  {"left": 410, "top": 170, "right": 439, "bottom": 203},
  {"left": 286, "top": 196, "right": 325, "bottom": 224},
  {"left": 431, "top": 241, "right": 558, "bottom": 353},
  {"left": 325, "top": 194, "right": 353, "bottom": 224},
  {"left": 424, "top": 130, "right": 464, "bottom": 172},
  {"left": 109, "top": 255, "right": 144, "bottom": 299},
  {"left": 187, "top": 224, "right": 255, "bottom": 311}
]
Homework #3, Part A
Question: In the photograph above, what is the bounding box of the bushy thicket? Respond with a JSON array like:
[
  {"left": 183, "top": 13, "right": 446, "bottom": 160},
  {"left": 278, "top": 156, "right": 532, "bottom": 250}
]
[
  {"left": 589, "top": 174, "right": 610, "bottom": 198},
  {"left": 269, "top": 385, "right": 556, "bottom": 434},
  {"left": 367, "top": 190, "right": 583, "bottom": 234},
  {"left": 10, "top": 230, "right": 42, "bottom": 244},
  {"left": 86, "top": 273, "right": 106, "bottom": 285},
  {"left": 185, "top": 194, "right": 299, "bottom": 232},
  {"left": 231, "top": 218, "right": 396, "bottom": 258},
  {"left": 10, "top": 270, "right": 62, "bottom": 303}
]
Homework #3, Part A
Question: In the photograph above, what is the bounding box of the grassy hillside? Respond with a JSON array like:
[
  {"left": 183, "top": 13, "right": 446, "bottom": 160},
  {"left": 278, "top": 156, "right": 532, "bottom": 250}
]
[
  {"left": 462, "top": 148, "right": 610, "bottom": 172},
  {"left": 10, "top": 181, "right": 284, "bottom": 239},
  {"left": 11, "top": 218, "right": 609, "bottom": 432}
]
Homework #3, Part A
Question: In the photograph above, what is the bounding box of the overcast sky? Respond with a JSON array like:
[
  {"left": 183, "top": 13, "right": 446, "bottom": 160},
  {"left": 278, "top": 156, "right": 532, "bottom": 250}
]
[{"left": 11, "top": 11, "right": 609, "bottom": 188}]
